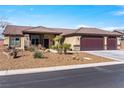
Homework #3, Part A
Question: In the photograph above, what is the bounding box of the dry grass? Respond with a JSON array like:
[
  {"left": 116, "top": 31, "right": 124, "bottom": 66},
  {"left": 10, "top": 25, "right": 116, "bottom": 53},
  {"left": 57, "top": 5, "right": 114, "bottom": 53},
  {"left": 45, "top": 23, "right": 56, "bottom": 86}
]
[{"left": 0, "top": 46, "right": 113, "bottom": 71}]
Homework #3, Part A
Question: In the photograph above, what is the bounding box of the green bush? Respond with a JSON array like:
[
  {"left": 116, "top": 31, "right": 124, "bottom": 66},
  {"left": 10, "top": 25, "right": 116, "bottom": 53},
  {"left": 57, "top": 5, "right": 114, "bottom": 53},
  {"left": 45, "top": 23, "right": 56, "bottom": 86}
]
[
  {"left": 51, "top": 44, "right": 63, "bottom": 54},
  {"left": 28, "top": 46, "right": 35, "bottom": 52},
  {"left": 63, "top": 43, "right": 71, "bottom": 54},
  {"left": 33, "top": 51, "right": 43, "bottom": 59},
  {"left": 52, "top": 36, "right": 71, "bottom": 54},
  {"left": 50, "top": 45, "right": 57, "bottom": 50}
]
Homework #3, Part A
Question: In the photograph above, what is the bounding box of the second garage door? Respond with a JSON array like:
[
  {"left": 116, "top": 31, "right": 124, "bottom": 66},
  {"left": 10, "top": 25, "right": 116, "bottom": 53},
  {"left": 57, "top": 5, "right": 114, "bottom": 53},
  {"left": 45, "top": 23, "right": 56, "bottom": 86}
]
[
  {"left": 80, "top": 36, "right": 104, "bottom": 51},
  {"left": 107, "top": 37, "right": 117, "bottom": 50}
]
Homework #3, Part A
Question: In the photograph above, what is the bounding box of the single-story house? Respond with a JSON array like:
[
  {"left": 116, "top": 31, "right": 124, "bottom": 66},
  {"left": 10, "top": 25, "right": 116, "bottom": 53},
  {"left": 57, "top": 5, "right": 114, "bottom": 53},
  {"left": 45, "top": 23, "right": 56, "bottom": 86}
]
[{"left": 3, "top": 25, "right": 122, "bottom": 51}]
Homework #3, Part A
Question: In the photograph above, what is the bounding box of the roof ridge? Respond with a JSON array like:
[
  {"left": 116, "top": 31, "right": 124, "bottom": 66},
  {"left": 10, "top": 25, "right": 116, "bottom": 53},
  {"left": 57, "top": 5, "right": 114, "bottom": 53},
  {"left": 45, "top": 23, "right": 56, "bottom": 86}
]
[
  {"left": 22, "top": 26, "right": 41, "bottom": 31},
  {"left": 50, "top": 27, "right": 76, "bottom": 30},
  {"left": 23, "top": 26, "right": 55, "bottom": 32},
  {"left": 5, "top": 25, "right": 34, "bottom": 32},
  {"left": 78, "top": 27, "right": 113, "bottom": 32},
  {"left": 75, "top": 27, "right": 85, "bottom": 33}
]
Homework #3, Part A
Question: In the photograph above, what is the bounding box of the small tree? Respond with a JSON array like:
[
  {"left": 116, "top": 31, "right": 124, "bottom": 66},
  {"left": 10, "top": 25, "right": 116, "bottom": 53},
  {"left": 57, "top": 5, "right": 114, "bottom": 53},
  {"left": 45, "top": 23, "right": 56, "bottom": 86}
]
[
  {"left": 52, "top": 36, "right": 71, "bottom": 54},
  {"left": 63, "top": 43, "right": 71, "bottom": 54},
  {"left": 0, "top": 16, "right": 10, "bottom": 39},
  {"left": 53, "top": 35, "right": 63, "bottom": 44},
  {"left": 53, "top": 36, "right": 63, "bottom": 54}
]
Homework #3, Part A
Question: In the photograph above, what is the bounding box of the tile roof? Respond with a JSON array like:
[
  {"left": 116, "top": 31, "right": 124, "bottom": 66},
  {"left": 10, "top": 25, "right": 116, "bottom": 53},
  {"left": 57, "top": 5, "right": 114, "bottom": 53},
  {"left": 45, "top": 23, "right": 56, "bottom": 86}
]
[
  {"left": 24, "top": 26, "right": 59, "bottom": 34},
  {"left": 113, "top": 30, "right": 124, "bottom": 34},
  {"left": 3, "top": 25, "right": 32, "bottom": 35},
  {"left": 63, "top": 27, "right": 122, "bottom": 36},
  {"left": 76, "top": 27, "right": 122, "bottom": 36},
  {"left": 3, "top": 25, "right": 122, "bottom": 36},
  {"left": 3, "top": 25, "right": 73, "bottom": 35}
]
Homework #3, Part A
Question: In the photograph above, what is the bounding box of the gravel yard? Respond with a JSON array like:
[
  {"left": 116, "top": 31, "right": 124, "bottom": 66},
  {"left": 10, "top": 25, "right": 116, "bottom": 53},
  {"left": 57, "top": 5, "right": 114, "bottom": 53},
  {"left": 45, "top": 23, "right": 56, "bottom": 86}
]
[{"left": 0, "top": 46, "right": 113, "bottom": 71}]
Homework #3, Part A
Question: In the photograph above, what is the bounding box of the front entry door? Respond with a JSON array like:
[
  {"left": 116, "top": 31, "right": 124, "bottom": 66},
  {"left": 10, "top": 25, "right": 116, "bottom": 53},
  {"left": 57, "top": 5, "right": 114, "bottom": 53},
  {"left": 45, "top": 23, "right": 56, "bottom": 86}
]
[{"left": 44, "top": 39, "right": 49, "bottom": 48}]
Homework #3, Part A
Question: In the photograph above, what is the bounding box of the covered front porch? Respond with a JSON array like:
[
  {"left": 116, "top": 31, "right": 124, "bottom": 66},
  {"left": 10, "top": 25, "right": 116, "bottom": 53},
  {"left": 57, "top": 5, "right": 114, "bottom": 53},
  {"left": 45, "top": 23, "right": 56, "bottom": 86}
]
[{"left": 24, "top": 33, "right": 56, "bottom": 49}]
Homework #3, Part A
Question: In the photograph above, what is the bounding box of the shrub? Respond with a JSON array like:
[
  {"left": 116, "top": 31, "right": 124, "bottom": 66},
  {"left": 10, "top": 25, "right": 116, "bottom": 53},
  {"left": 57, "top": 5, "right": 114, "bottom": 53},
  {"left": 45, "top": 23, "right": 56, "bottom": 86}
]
[
  {"left": 63, "top": 43, "right": 71, "bottom": 54},
  {"left": 57, "top": 44, "right": 63, "bottom": 54},
  {"left": 24, "top": 45, "right": 28, "bottom": 51},
  {"left": 27, "top": 46, "right": 35, "bottom": 52},
  {"left": 50, "top": 45, "right": 57, "bottom": 50},
  {"left": 50, "top": 44, "right": 63, "bottom": 54},
  {"left": 9, "top": 47, "right": 19, "bottom": 59},
  {"left": 33, "top": 51, "right": 43, "bottom": 59}
]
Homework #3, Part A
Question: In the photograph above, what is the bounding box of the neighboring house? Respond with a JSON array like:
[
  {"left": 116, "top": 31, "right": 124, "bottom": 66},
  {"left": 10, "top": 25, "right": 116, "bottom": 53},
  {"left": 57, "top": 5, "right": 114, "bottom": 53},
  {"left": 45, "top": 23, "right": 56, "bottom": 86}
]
[
  {"left": 113, "top": 30, "right": 124, "bottom": 49},
  {"left": 113, "top": 30, "right": 124, "bottom": 39},
  {"left": 3, "top": 25, "right": 122, "bottom": 51}
]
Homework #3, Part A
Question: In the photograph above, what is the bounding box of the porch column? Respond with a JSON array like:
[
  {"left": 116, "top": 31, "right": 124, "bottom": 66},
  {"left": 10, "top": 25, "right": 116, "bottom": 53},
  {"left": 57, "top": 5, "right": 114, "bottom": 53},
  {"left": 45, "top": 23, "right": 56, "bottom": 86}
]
[
  {"left": 24, "top": 34, "right": 30, "bottom": 47},
  {"left": 40, "top": 34, "right": 44, "bottom": 46},
  {"left": 117, "top": 37, "right": 121, "bottom": 50},
  {"left": 21, "top": 37, "right": 25, "bottom": 50},
  {"left": 104, "top": 36, "right": 107, "bottom": 50}
]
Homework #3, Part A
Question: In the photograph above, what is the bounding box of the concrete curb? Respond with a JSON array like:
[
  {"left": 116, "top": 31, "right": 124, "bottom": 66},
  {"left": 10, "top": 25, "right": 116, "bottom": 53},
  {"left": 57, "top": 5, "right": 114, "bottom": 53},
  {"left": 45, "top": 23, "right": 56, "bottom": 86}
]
[{"left": 0, "top": 61, "right": 124, "bottom": 76}]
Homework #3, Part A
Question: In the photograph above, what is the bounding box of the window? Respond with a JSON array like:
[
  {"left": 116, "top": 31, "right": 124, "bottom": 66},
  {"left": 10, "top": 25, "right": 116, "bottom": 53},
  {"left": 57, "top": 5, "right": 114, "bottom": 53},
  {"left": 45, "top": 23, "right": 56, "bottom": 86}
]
[
  {"left": 30, "top": 35, "right": 40, "bottom": 45},
  {"left": 10, "top": 37, "right": 21, "bottom": 47},
  {"left": 121, "top": 36, "right": 124, "bottom": 41}
]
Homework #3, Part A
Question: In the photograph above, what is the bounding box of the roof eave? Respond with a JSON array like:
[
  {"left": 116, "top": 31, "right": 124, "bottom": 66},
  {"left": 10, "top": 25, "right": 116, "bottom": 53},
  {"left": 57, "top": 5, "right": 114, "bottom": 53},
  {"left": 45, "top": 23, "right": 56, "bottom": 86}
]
[
  {"left": 23, "top": 31, "right": 62, "bottom": 34},
  {"left": 63, "top": 32, "right": 122, "bottom": 37},
  {"left": 4, "top": 34, "right": 24, "bottom": 36}
]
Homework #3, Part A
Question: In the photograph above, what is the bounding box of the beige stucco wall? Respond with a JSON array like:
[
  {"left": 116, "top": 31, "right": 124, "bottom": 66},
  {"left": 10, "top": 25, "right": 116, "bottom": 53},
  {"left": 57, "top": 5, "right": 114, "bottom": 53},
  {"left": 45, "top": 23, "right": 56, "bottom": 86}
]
[
  {"left": 4, "top": 36, "right": 25, "bottom": 50},
  {"left": 24, "top": 34, "right": 30, "bottom": 47},
  {"left": 19, "top": 37, "right": 25, "bottom": 50},
  {"left": 4, "top": 34, "right": 55, "bottom": 50},
  {"left": 117, "top": 37, "right": 121, "bottom": 50},
  {"left": 4, "top": 36, "right": 9, "bottom": 46},
  {"left": 104, "top": 36, "right": 107, "bottom": 50},
  {"left": 64, "top": 36, "right": 81, "bottom": 50},
  {"left": 121, "top": 41, "right": 124, "bottom": 49}
]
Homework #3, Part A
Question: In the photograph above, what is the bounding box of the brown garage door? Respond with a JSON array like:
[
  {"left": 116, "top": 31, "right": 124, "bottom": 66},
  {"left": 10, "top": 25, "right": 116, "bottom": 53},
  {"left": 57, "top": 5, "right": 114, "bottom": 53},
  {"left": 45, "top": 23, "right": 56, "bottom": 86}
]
[
  {"left": 80, "top": 37, "right": 104, "bottom": 50},
  {"left": 107, "top": 37, "right": 117, "bottom": 50}
]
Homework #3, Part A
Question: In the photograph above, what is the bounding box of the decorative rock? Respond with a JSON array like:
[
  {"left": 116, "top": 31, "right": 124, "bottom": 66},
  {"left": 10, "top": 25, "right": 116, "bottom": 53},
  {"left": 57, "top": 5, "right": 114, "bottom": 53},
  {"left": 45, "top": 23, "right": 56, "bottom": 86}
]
[
  {"left": 80, "top": 58, "right": 84, "bottom": 61},
  {"left": 44, "top": 49, "right": 50, "bottom": 53},
  {"left": 49, "top": 49, "right": 57, "bottom": 53},
  {"left": 75, "top": 57, "right": 80, "bottom": 60},
  {"left": 83, "top": 57, "right": 92, "bottom": 60},
  {"left": 72, "top": 55, "right": 76, "bottom": 60}
]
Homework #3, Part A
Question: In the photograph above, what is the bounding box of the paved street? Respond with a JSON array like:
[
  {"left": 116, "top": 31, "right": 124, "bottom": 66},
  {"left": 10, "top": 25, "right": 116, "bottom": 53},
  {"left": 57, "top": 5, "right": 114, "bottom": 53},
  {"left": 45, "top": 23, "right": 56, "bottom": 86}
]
[{"left": 1, "top": 64, "right": 124, "bottom": 88}]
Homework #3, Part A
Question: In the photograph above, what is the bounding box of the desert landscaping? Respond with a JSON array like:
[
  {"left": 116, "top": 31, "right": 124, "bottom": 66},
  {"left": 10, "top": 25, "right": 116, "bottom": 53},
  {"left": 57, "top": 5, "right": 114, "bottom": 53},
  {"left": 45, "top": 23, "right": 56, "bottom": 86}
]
[{"left": 0, "top": 45, "right": 114, "bottom": 71}]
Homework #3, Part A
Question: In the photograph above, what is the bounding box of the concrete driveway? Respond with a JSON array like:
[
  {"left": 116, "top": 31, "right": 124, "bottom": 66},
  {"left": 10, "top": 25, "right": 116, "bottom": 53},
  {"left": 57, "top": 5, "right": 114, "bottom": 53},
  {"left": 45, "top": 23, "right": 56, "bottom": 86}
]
[{"left": 86, "top": 50, "right": 124, "bottom": 61}]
